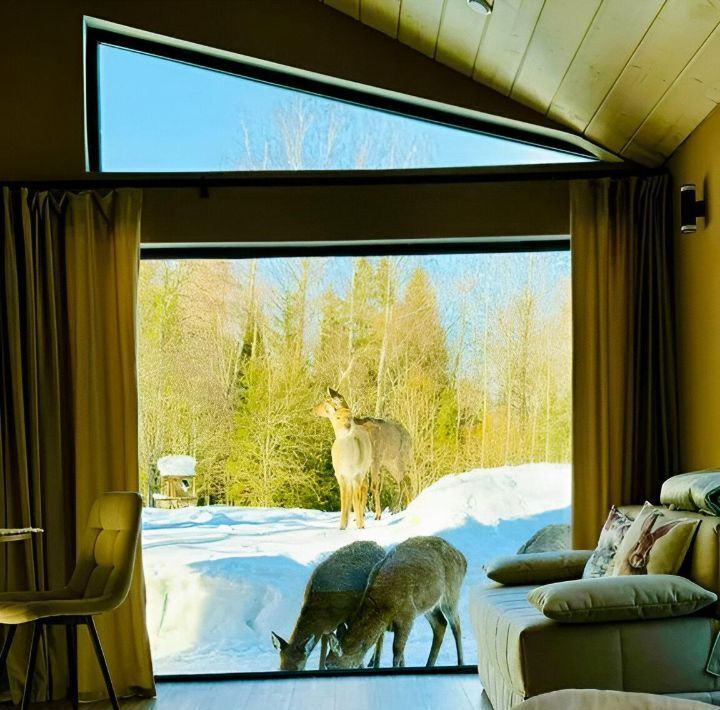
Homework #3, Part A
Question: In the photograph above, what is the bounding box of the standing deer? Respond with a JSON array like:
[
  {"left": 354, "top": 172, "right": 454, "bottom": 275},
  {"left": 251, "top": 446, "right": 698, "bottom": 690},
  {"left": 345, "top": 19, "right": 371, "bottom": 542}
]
[
  {"left": 272, "top": 541, "right": 386, "bottom": 670},
  {"left": 314, "top": 388, "right": 412, "bottom": 523},
  {"left": 615, "top": 512, "right": 688, "bottom": 575},
  {"left": 325, "top": 536, "right": 467, "bottom": 669},
  {"left": 355, "top": 414, "right": 412, "bottom": 519},
  {"left": 314, "top": 388, "right": 373, "bottom": 529}
]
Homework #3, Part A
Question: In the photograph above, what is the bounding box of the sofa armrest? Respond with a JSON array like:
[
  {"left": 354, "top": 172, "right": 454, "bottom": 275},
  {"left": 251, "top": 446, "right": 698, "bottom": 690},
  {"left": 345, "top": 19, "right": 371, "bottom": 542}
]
[{"left": 486, "top": 550, "right": 593, "bottom": 586}]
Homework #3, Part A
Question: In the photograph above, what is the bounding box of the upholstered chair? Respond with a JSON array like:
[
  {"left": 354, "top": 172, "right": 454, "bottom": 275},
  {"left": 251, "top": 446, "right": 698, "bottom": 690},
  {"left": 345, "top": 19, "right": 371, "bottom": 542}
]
[{"left": 0, "top": 491, "right": 142, "bottom": 709}]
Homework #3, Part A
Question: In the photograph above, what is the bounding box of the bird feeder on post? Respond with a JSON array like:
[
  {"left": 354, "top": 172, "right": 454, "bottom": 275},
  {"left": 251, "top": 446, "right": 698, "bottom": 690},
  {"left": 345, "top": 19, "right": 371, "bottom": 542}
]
[{"left": 153, "top": 455, "right": 198, "bottom": 509}]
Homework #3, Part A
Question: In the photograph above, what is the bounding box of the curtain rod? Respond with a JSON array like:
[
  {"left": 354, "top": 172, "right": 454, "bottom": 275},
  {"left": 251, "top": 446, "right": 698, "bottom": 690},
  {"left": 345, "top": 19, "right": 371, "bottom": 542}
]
[{"left": 4, "top": 163, "right": 664, "bottom": 191}]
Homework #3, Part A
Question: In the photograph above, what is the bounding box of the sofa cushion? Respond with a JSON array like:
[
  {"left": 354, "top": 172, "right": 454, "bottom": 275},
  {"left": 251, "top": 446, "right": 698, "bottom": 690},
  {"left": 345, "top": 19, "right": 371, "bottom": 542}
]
[
  {"left": 486, "top": 550, "right": 592, "bottom": 586},
  {"left": 583, "top": 506, "right": 634, "bottom": 578},
  {"left": 661, "top": 469, "right": 720, "bottom": 517},
  {"left": 470, "top": 583, "right": 720, "bottom": 707},
  {"left": 528, "top": 575, "right": 717, "bottom": 623},
  {"left": 613, "top": 503, "right": 699, "bottom": 576},
  {"left": 513, "top": 688, "right": 712, "bottom": 709},
  {"left": 618, "top": 505, "right": 720, "bottom": 599}
]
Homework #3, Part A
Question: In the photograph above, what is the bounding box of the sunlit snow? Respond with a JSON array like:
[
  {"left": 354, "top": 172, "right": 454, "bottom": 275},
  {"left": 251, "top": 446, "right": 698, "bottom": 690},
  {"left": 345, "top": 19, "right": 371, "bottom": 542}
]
[{"left": 142, "top": 463, "right": 571, "bottom": 674}]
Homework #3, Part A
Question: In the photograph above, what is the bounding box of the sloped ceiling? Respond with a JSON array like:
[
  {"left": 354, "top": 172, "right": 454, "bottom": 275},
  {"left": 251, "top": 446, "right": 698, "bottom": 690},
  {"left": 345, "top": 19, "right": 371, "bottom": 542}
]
[{"left": 320, "top": 0, "right": 720, "bottom": 167}]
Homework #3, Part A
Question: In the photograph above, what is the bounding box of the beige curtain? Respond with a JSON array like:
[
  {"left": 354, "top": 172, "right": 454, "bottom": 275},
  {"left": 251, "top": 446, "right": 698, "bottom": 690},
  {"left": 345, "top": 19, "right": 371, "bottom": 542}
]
[
  {"left": 571, "top": 176, "right": 680, "bottom": 549},
  {"left": 0, "top": 187, "right": 154, "bottom": 702}
]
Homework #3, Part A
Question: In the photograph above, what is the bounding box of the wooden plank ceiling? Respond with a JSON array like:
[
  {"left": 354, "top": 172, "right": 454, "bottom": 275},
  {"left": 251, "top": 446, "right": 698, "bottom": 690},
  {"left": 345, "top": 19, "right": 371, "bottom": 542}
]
[{"left": 320, "top": 0, "right": 720, "bottom": 166}]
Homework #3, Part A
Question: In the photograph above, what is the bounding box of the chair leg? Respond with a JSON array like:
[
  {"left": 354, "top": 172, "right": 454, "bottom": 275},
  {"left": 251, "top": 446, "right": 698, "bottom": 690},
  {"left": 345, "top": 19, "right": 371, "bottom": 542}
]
[
  {"left": 85, "top": 616, "right": 120, "bottom": 710},
  {"left": 0, "top": 625, "right": 16, "bottom": 668},
  {"left": 20, "top": 622, "right": 42, "bottom": 710},
  {"left": 66, "top": 623, "right": 78, "bottom": 710}
]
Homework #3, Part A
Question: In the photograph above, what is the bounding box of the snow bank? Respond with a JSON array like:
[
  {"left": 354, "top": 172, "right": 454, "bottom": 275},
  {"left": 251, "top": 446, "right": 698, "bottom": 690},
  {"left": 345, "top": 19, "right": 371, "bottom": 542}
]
[{"left": 142, "top": 463, "right": 571, "bottom": 674}]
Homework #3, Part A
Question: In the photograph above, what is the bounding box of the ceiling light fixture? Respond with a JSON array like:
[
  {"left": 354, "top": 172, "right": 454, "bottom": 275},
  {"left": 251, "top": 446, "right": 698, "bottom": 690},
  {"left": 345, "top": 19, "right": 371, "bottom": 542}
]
[{"left": 467, "top": 0, "right": 494, "bottom": 14}]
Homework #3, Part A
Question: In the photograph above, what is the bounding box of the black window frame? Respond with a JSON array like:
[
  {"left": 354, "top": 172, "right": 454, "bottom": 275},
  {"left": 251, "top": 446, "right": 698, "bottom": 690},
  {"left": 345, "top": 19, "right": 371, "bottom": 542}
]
[
  {"left": 139, "top": 236, "right": 570, "bottom": 684},
  {"left": 85, "top": 26, "right": 599, "bottom": 174},
  {"left": 90, "top": 24, "right": 578, "bottom": 686}
]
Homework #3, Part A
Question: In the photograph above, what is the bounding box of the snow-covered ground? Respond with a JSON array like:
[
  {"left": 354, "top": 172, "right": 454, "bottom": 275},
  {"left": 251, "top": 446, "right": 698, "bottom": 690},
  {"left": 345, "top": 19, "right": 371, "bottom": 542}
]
[{"left": 142, "top": 463, "right": 571, "bottom": 674}]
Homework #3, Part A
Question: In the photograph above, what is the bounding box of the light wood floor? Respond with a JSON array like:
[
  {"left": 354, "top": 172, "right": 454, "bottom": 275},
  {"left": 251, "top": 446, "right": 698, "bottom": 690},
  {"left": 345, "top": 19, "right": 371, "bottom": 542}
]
[{"left": 32, "top": 675, "right": 484, "bottom": 709}]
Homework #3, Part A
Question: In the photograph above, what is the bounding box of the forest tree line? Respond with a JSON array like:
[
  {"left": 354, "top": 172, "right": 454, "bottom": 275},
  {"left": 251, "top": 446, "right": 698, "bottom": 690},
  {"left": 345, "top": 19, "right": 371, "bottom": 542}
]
[{"left": 138, "top": 255, "right": 571, "bottom": 510}]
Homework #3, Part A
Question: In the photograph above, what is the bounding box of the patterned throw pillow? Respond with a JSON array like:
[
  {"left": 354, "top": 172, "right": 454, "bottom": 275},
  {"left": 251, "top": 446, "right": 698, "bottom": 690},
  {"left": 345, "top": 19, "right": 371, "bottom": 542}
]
[
  {"left": 612, "top": 502, "right": 700, "bottom": 576},
  {"left": 582, "top": 506, "right": 634, "bottom": 578}
]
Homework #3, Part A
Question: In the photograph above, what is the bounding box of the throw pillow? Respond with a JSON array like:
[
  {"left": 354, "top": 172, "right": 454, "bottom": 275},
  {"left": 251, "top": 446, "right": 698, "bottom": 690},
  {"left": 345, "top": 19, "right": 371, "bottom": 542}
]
[
  {"left": 582, "top": 506, "right": 634, "bottom": 578},
  {"left": 486, "top": 550, "right": 592, "bottom": 586},
  {"left": 612, "top": 502, "right": 699, "bottom": 576},
  {"left": 528, "top": 574, "right": 716, "bottom": 623}
]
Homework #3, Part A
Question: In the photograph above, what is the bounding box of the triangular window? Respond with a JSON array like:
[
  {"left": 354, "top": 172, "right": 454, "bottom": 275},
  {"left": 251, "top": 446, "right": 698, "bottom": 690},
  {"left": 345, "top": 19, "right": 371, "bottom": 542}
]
[{"left": 91, "top": 32, "right": 597, "bottom": 172}]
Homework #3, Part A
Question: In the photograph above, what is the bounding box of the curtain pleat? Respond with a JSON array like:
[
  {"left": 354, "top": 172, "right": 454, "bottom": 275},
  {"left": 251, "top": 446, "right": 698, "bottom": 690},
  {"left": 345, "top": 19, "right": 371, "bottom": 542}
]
[
  {"left": 0, "top": 187, "right": 154, "bottom": 702},
  {"left": 571, "top": 176, "right": 680, "bottom": 549}
]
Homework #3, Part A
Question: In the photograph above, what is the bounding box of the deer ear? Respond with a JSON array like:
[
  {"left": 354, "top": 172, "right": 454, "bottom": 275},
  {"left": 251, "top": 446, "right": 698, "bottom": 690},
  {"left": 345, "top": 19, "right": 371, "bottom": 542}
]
[
  {"left": 302, "top": 635, "right": 316, "bottom": 656},
  {"left": 328, "top": 387, "right": 339, "bottom": 398},
  {"left": 327, "top": 633, "right": 343, "bottom": 656},
  {"left": 271, "top": 632, "right": 288, "bottom": 651}
]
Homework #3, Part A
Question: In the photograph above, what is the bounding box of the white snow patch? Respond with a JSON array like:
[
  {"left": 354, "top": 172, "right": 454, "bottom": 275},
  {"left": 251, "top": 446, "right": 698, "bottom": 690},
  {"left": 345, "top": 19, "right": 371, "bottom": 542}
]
[
  {"left": 142, "top": 463, "right": 571, "bottom": 674},
  {"left": 157, "top": 454, "right": 197, "bottom": 477}
]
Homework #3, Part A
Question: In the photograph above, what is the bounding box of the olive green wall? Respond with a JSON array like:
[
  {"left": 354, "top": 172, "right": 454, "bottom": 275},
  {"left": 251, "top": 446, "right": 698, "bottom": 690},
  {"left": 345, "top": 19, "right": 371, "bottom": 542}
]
[
  {"left": 668, "top": 107, "right": 720, "bottom": 471},
  {"left": 0, "top": 0, "right": 571, "bottom": 241},
  {"left": 0, "top": 0, "right": 569, "bottom": 181}
]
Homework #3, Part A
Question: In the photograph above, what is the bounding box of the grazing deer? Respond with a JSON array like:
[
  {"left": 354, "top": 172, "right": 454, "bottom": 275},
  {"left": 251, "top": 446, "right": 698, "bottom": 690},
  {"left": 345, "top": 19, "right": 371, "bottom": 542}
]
[
  {"left": 315, "top": 388, "right": 412, "bottom": 522},
  {"left": 615, "top": 512, "right": 686, "bottom": 575},
  {"left": 271, "top": 541, "right": 386, "bottom": 670},
  {"left": 325, "top": 536, "right": 467, "bottom": 669}
]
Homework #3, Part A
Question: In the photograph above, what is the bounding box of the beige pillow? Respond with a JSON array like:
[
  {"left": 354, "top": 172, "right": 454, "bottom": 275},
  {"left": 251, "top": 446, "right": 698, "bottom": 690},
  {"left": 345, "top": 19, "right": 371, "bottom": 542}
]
[
  {"left": 486, "top": 550, "right": 592, "bottom": 586},
  {"left": 528, "top": 574, "right": 716, "bottom": 623},
  {"left": 612, "top": 502, "right": 699, "bottom": 576}
]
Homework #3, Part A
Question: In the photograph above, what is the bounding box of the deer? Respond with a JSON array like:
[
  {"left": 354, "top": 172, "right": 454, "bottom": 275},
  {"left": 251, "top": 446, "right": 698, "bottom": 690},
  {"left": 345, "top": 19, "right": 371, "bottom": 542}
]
[
  {"left": 314, "top": 388, "right": 412, "bottom": 523},
  {"left": 325, "top": 536, "right": 467, "bottom": 669},
  {"left": 314, "top": 388, "right": 373, "bottom": 529},
  {"left": 614, "top": 512, "right": 688, "bottom": 575},
  {"left": 271, "top": 541, "right": 386, "bottom": 670},
  {"left": 355, "top": 414, "right": 412, "bottom": 520}
]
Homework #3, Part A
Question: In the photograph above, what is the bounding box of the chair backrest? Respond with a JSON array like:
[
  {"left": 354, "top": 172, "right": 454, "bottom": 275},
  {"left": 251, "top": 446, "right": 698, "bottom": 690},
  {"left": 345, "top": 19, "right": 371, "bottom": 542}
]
[{"left": 67, "top": 491, "right": 142, "bottom": 610}]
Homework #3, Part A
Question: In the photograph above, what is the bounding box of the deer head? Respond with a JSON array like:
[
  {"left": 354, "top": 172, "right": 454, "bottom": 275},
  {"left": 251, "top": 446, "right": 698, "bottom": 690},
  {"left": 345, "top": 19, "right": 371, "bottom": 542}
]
[
  {"left": 271, "top": 631, "right": 317, "bottom": 671},
  {"left": 325, "top": 630, "right": 369, "bottom": 669},
  {"left": 313, "top": 388, "right": 353, "bottom": 434}
]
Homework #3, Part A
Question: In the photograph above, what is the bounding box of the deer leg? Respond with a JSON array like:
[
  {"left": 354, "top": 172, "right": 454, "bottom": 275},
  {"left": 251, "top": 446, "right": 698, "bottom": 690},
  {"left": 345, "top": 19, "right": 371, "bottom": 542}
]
[
  {"left": 424, "top": 608, "right": 448, "bottom": 667},
  {"left": 370, "top": 632, "right": 384, "bottom": 669},
  {"left": 351, "top": 483, "right": 365, "bottom": 529},
  {"left": 319, "top": 635, "right": 328, "bottom": 670},
  {"left": 443, "top": 606, "right": 464, "bottom": 666},
  {"left": 339, "top": 478, "right": 349, "bottom": 530},
  {"left": 371, "top": 463, "right": 382, "bottom": 520},
  {"left": 393, "top": 478, "right": 405, "bottom": 513},
  {"left": 391, "top": 618, "right": 413, "bottom": 668},
  {"left": 361, "top": 476, "right": 369, "bottom": 525}
]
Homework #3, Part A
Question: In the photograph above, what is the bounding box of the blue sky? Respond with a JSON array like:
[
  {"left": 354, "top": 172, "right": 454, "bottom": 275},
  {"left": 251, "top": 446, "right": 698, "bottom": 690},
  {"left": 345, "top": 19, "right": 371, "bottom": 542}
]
[{"left": 98, "top": 44, "right": 590, "bottom": 172}]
